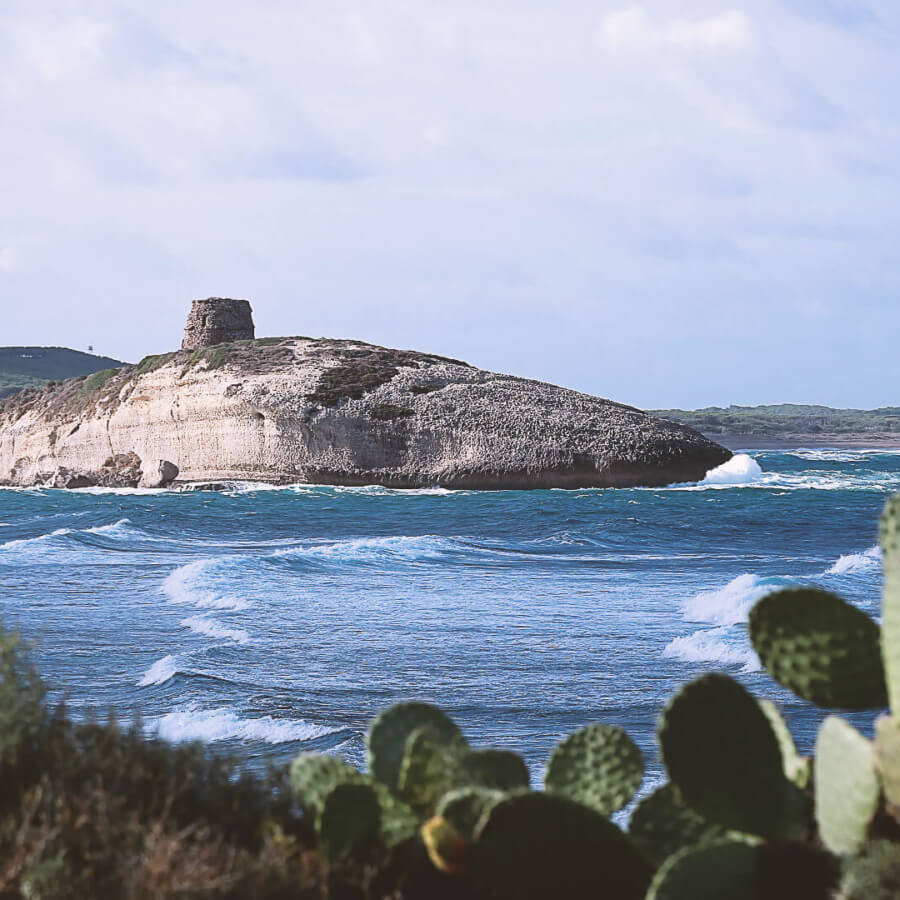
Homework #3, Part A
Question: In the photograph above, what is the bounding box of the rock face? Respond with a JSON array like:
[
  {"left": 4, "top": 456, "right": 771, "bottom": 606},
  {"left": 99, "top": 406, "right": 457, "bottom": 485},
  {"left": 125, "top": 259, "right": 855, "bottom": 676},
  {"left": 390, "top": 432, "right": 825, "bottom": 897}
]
[
  {"left": 0, "top": 304, "right": 731, "bottom": 490},
  {"left": 181, "top": 298, "right": 254, "bottom": 350}
]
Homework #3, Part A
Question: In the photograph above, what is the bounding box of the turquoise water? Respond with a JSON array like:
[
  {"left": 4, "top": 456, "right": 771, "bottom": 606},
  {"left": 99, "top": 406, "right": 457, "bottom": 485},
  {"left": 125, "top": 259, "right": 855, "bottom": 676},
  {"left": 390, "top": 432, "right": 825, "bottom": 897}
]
[{"left": 0, "top": 449, "right": 897, "bottom": 789}]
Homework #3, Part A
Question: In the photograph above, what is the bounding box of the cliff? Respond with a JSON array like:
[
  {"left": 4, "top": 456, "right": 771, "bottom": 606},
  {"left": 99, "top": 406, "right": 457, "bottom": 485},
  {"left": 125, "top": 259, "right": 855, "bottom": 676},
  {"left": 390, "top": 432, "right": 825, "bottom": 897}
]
[{"left": 0, "top": 335, "right": 730, "bottom": 490}]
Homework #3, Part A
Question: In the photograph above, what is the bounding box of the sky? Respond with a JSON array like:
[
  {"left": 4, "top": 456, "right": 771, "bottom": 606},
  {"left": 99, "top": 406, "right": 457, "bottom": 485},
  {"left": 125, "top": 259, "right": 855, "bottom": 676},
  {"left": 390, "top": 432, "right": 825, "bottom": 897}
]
[{"left": 0, "top": 1, "right": 898, "bottom": 409}]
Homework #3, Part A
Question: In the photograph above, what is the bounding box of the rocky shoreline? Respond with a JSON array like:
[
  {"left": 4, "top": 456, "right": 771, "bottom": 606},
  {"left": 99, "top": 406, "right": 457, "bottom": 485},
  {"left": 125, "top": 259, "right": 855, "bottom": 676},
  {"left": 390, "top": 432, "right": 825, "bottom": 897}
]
[{"left": 0, "top": 300, "right": 731, "bottom": 491}]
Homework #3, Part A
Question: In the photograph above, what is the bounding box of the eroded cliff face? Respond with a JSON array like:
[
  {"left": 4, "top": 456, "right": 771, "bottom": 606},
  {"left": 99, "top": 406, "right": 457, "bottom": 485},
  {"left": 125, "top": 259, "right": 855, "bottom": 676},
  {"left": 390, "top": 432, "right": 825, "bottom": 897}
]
[{"left": 0, "top": 337, "right": 731, "bottom": 489}]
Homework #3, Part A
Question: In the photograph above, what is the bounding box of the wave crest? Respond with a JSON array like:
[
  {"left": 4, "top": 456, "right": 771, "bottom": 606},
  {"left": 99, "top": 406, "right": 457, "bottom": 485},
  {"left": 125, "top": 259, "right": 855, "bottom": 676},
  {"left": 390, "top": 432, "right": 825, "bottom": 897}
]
[
  {"left": 150, "top": 705, "right": 342, "bottom": 744},
  {"left": 138, "top": 654, "right": 179, "bottom": 686},
  {"left": 664, "top": 627, "right": 760, "bottom": 672},
  {"left": 826, "top": 545, "right": 881, "bottom": 576}
]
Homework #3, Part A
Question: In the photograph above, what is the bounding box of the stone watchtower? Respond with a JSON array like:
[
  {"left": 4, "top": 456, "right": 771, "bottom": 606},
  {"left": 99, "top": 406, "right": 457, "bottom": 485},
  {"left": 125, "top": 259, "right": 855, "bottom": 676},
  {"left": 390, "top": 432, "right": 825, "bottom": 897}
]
[{"left": 181, "top": 298, "right": 255, "bottom": 350}]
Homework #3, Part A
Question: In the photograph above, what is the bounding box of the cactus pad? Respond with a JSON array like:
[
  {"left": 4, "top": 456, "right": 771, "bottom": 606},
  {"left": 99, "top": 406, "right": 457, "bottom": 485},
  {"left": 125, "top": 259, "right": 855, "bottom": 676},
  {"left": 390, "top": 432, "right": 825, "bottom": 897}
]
[
  {"left": 317, "top": 782, "right": 381, "bottom": 858},
  {"left": 436, "top": 786, "right": 505, "bottom": 838},
  {"left": 290, "top": 753, "right": 363, "bottom": 815},
  {"left": 545, "top": 722, "right": 643, "bottom": 816},
  {"left": 758, "top": 700, "right": 810, "bottom": 789},
  {"left": 815, "top": 716, "right": 879, "bottom": 854},
  {"left": 366, "top": 702, "right": 465, "bottom": 791},
  {"left": 881, "top": 494, "right": 900, "bottom": 712},
  {"left": 397, "top": 725, "right": 466, "bottom": 815},
  {"left": 748, "top": 587, "right": 887, "bottom": 710},
  {"left": 658, "top": 674, "right": 792, "bottom": 838},
  {"left": 628, "top": 784, "right": 726, "bottom": 866},
  {"left": 470, "top": 792, "right": 652, "bottom": 900},
  {"left": 874, "top": 714, "right": 900, "bottom": 810},
  {"left": 646, "top": 839, "right": 758, "bottom": 900},
  {"left": 463, "top": 749, "right": 530, "bottom": 790}
]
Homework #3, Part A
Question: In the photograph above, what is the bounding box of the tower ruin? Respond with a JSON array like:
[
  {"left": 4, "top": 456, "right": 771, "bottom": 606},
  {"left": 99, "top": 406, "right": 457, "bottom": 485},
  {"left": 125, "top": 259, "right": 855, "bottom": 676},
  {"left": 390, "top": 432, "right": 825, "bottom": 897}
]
[{"left": 181, "top": 298, "right": 255, "bottom": 350}]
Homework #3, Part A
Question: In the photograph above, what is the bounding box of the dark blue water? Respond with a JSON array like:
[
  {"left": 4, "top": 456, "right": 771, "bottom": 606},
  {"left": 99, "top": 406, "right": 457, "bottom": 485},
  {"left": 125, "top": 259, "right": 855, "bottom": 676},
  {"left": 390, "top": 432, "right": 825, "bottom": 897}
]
[{"left": 1, "top": 449, "right": 897, "bottom": 792}]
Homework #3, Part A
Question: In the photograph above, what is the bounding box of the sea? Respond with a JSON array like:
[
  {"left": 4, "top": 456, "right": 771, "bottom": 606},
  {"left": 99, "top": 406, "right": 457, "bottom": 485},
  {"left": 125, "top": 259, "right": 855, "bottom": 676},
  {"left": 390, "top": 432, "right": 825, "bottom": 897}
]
[{"left": 1, "top": 448, "right": 897, "bottom": 797}]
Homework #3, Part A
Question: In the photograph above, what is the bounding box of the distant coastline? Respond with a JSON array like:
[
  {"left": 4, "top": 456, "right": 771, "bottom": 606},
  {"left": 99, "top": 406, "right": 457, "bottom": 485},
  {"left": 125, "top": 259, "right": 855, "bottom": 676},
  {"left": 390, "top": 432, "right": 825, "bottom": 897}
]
[
  {"left": 715, "top": 434, "right": 900, "bottom": 451},
  {"left": 653, "top": 404, "right": 900, "bottom": 452}
]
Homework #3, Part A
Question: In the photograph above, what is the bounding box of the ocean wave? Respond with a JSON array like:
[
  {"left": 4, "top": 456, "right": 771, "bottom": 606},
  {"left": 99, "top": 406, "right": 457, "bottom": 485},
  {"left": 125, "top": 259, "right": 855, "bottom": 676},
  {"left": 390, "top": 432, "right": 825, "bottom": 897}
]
[
  {"left": 701, "top": 454, "right": 764, "bottom": 486},
  {"left": 272, "top": 534, "right": 462, "bottom": 566},
  {"left": 162, "top": 560, "right": 250, "bottom": 610},
  {"left": 683, "top": 573, "right": 784, "bottom": 626},
  {"left": 781, "top": 449, "right": 900, "bottom": 463},
  {"left": 138, "top": 654, "right": 179, "bottom": 686},
  {"left": 149, "top": 705, "right": 341, "bottom": 744},
  {"left": 0, "top": 527, "right": 72, "bottom": 552},
  {"left": 663, "top": 627, "right": 760, "bottom": 672},
  {"left": 825, "top": 545, "right": 881, "bottom": 576},
  {"left": 180, "top": 615, "right": 249, "bottom": 644}
]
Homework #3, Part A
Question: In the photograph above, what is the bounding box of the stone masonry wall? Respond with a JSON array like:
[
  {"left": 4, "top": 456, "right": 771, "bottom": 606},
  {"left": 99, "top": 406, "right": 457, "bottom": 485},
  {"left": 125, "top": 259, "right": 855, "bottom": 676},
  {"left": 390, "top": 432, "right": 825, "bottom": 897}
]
[{"left": 181, "top": 298, "right": 254, "bottom": 350}]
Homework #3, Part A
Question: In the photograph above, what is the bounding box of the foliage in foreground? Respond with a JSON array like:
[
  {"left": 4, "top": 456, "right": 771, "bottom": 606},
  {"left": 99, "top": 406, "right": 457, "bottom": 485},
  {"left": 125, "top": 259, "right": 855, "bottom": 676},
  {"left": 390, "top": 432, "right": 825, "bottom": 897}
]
[{"left": 4, "top": 496, "right": 900, "bottom": 897}]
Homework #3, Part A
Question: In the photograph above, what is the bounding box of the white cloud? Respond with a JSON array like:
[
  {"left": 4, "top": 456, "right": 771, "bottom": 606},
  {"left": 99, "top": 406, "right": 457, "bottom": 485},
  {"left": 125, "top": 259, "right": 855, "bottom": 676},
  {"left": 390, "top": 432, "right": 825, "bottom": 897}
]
[
  {"left": 0, "top": 247, "right": 18, "bottom": 273},
  {"left": 599, "top": 7, "right": 752, "bottom": 51},
  {"left": 15, "top": 19, "right": 112, "bottom": 81}
]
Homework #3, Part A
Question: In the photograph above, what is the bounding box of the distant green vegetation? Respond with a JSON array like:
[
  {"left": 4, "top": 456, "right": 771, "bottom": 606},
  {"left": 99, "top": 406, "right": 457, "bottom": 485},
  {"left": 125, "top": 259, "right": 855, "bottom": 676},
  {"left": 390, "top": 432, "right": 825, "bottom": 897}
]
[
  {"left": 652, "top": 404, "right": 900, "bottom": 438},
  {"left": 0, "top": 347, "right": 125, "bottom": 399}
]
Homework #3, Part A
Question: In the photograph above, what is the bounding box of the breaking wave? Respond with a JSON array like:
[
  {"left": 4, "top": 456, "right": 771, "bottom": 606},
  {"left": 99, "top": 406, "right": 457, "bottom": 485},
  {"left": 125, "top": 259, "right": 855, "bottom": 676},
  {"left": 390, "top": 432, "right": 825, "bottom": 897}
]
[
  {"left": 180, "top": 615, "right": 249, "bottom": 644},
  {"left": 683, "top": 573, "right": 785, "bottom": 626},
  {"left": 701, "top": 454, "right": 764, "bottom": 486},
  {"left": 825, "top": 545, "right": 881, "bottom": 576},
  {"left": 149, "top": 705, "right": 341, "bottom": 744},
  {"left": 663, "top": 627, "right": 760, "bottom": 672},
  {"left": 162, "top": 560, "right": 250, "bottom": 610},
  {"left": 138, "top": 654, "right": 179, "bottom": 686}
]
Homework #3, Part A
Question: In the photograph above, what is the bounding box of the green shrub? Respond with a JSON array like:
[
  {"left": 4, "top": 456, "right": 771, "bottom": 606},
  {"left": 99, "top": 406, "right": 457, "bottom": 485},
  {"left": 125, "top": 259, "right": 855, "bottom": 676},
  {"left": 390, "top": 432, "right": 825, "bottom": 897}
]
[
  {"left": 135, "top": 352, "right": 176, "bottom": 375},
  {"left": 80, "top": 368, "right": 118, "bottom": 394}
]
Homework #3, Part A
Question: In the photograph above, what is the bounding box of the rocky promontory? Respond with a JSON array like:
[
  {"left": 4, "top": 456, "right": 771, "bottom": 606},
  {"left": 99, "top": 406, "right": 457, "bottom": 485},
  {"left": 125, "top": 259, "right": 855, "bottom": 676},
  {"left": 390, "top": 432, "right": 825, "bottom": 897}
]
[{"left": 0, "top": 300, "right": 730, "bottom": 490}]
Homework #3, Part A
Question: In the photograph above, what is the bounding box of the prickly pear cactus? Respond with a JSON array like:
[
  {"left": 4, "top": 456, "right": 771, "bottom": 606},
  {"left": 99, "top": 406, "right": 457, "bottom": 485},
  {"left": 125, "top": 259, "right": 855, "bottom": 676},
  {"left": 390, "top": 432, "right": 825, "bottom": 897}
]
[
  {"left": 881, "top": 494, "right": 900, "bottom": 712},
  {"left": 837, "top": 840, "right": 900, "bottom": 900},
  {"left": 748, "top": 587, "right": 887, "bottom": 710},
  {"left": 422, "top": 816, "right": 468, "bottom": 875},
  {"left": 290, "top": 753, "right": 363, "bottom": 815},
  {"left": 462, "top": 749, "right": 530, "bottom": 791},
  {"left": 874, "top": 714, "right": 900, "bottom": 810},
  {"left": 758, "top": 700, "right": 810, "bottom": 789},
  {"left": 366, "top": 702, "right": 465, "bottom": 792},
  {"left": 291, "top": 750, "right": 417, "bottom": 847},
  {"left": 397, "top": 725, "right": 466, "bottom": 815},
  {"left": 628, "top": 784, "right": 726, "bottom": 866},
  {"left": 815, "top": 717, "right": 879, "bottom": 855},
  {"left": 646, "top": 838, "right": 758, "bottom": 900},
  {"left": 545, "top": 723, "right": 643, "bottom": 816},
  {"left": 470, "top": 792, "right": 652, "bottom": 900},
  {"left": 658, "top": 674, "right": 794, "bottom": 838},
  {"left": 317, "top": 782, "right": 381, "bottom": 858},
  {"left": 436, "top": 786, "right": 505, "bottom": 838}
]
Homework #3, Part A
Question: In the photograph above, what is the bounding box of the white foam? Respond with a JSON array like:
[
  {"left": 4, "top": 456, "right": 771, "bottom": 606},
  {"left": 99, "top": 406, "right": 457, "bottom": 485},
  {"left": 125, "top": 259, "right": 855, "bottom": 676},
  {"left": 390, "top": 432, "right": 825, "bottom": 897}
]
[
  {"left": 701, "top": 454, "right": 763, "bottom": 486},
  {"left": 180, "top": 615, "right": 249, "bottom": 644},
  {"left": 162, "top": 560, "right": 250, "bottom": 610},
  {"left": 683, "top": 573, "right": 774, "bottom": 626},
  {"left": 664, "top": 627, "right": 761, "bottom": 672},
  {"left": 138, "top": 654, "right": 178, "bottom": 686},
  {"left": 274, "top": 534, "right": 456, "bottom": 564},
  {"left": 0, "top": 527, "right": 71, "bottom": 551},
  {"left": 84, "top": 518, "right": 133, "bottom": 537},
  {"left": 826, "top": 545, "right": 881, "bottom": 576},
  {"left": 150, "top": 705, "right": 340, "bottom": 744}
]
